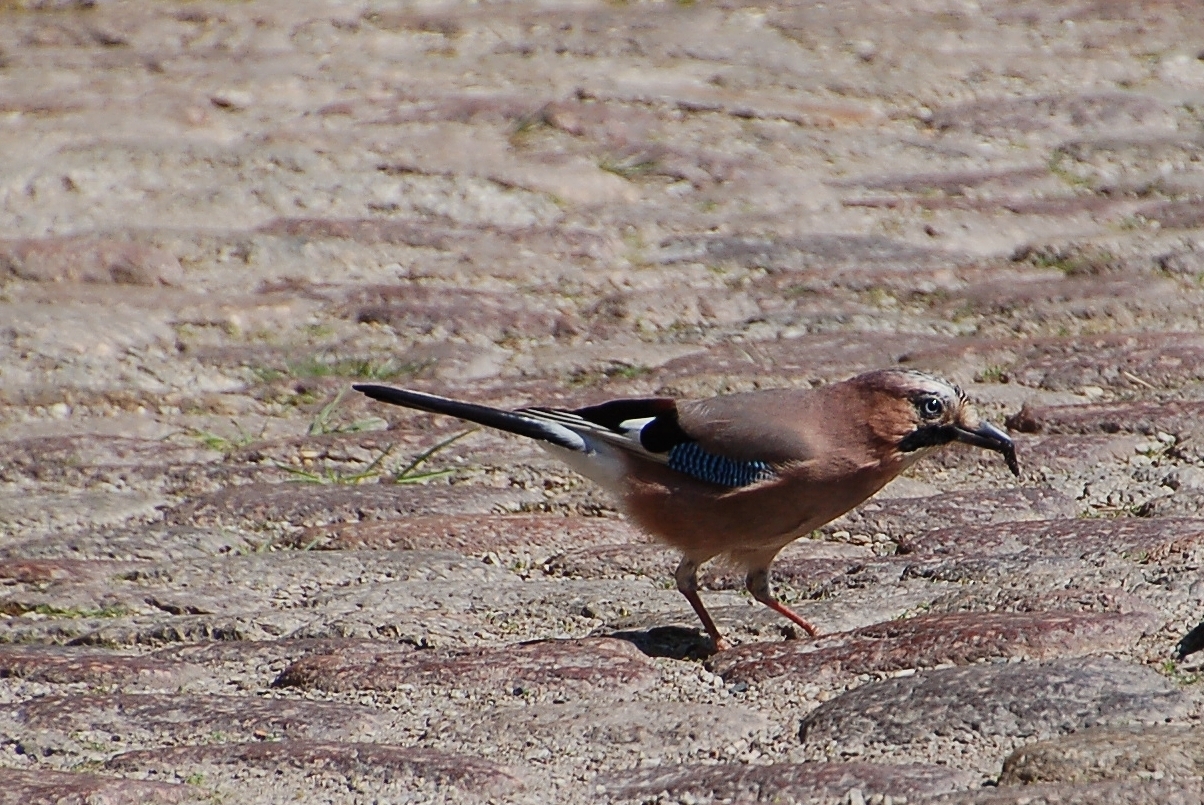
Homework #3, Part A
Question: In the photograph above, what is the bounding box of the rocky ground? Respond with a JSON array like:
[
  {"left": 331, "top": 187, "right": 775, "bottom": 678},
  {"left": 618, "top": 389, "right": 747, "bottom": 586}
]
[{"left": 2, "top": 0, "right": 1204, "bottom": 803}]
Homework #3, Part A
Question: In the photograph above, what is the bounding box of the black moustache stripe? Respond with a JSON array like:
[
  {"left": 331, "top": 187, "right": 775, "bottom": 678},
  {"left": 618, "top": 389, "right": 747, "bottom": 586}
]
[{"left": 898, "top": 425, "right": 958, "bottom": 453}]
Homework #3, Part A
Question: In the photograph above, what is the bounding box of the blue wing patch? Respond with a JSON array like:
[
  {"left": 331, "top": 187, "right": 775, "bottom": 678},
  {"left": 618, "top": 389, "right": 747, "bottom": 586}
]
[{"left": 667, "top": 442, "right": 776, "bottom": 487}]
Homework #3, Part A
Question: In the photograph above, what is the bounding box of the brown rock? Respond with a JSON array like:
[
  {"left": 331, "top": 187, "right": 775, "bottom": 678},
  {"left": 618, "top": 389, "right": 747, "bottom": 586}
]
[
  {"left": 582, "top": 82, "right": 882, "bottom": 128},
  {"left": 844, "top": 193, "right": 1127, "bottom": 218},
  {"left": 0, "top": 769, "right": 196, "bottom": 805},
  {"left": 930, "top": 92, "right": 1167, "bottom": 136},
  {"left": 0, "top": 645, "right": 202, "bottom": 687},
  {"left": 897, "top": 517, "right": 1204, "bottom": 561},
  {"left": 259, "top": 217, "right": 617, "bottom": 262},
  {"left": 654, "top": 233, "right": 956, "bottom": 275},
  {"left": 11, "top": 694, "right": 387, "bottom": 741},
  {"left": 924, "top": 778, "right": 1204, "bottom": 805},
  {"left": 1015, "top": 433, "right": 1144, "bottom": 472},
  {"left": 599, "top": 761, "right": 975, "bottom": 803},
  {"left": 0, "top": 558, "right": 134, "bottom": 584},
  {"left": 926, "top": 274, "right": 1187, "bottom": 338},
  {"left": 543, "top": 543, "right": 675, "bottom": 580},
  {"left": 106, "top": 741, "right": 525, "bottom": 796},
  {"left": 830, "top": 165, "right": 1050, "bottom": 194},
  {"left": 0, "top": 435, "right": 220, "bottom": 485},
  {"left": 0, "top": 236, "right": 183, "bottom": 285},
  {"left": 336, "top": 284, "right": 560, "bottom": 341},
  {"left": 1008, "top": 334, "right": 1204, "bottom": 391},
  {"left": 1001, "top": 725, "right": 1204, "bottom": 786},
  {"left": 654, "top": 332, "right": 955, "bottom": 391},
  {"left": 164, "top": 482, "right": 536, "bottom": 528},
  {"left": 1053, "top": 137, "right": 1204, "bottom": 197},
  {"left": 275, "top": 637, "right": 657, "bottom": 696},
  {"left": 1007, "top": 400, "right": 1204, "bottom": 437},
  {"left": 799, "top": 658, "right": 1190, "bottom": 753},
  {"left": 831, "top": 487, "right": 1077, "bottom": 540},
  {"left": 369, "top": 93, "right": 534, "bottom": 126},
  {"left": 380, "top": 125, "right": 637, "bottom": 206},
  {"left": 1138, "top": 200, "right": 1204, "bottom": 230},
  {"left": 151, "top": 638, "right": 393, "bottom": 667},
  {"left": 766, "top": 556, "right": 905, "bottom": 598},
  {"left": 541, "top": 99, "right": 662, "bottom": 145},
  {"left": 428, "top": 699, "right": 772, "bottom": 758},
  {"left": 294, "top": 513, "right": 641, "bottom": 553},
  {"left": 708, "top": 610, "right": 1156, "bottom": 684},
  {"left": 260, "top": 216, "right": 468, "bottom": 249}
]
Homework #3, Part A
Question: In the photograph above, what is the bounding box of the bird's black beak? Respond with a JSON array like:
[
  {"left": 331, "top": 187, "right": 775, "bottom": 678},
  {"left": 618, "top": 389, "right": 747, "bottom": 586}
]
[
  {"left": 953, "top": 421, "right": 1020, "bottom": 477},
  {"left": 899, "top": 420, "right": 1020, "bottom": 477}
]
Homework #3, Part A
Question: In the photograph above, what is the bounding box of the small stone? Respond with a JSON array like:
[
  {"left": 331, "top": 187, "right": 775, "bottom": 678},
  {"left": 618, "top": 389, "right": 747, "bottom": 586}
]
[
  {"left": 852, "top": 40, "right": 877, "bottom": 61},
  {"left": 210, "top": 89, "right": 254, "bottom": 110}
]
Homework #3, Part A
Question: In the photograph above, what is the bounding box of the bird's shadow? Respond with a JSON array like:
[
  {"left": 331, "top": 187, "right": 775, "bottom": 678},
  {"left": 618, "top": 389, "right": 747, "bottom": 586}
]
[{"left": 603, "top": 625, "right": 715, "bottom": 661}]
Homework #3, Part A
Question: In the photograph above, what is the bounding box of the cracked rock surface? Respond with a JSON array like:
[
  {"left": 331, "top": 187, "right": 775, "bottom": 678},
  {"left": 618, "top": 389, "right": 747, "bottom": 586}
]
[{"left": 1, "top": 1, "right": 1203, "bottom": 803}]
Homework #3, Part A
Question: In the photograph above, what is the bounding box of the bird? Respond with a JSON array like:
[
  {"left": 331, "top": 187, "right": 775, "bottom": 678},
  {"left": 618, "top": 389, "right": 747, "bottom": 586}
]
[
  {"left": 354, "top": 369, "right": 1018, "bottom": 651},
  {"left": 1177, "top": 620, "right": 1204, "bottom": 661}
]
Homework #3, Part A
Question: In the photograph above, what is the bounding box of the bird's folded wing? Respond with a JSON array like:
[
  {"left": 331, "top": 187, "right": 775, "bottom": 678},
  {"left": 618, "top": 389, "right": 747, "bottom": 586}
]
[
  {"left": 518, "top": 399, "right": 678, "bottom": 463},
  {"left": 674, "top": 389, "right": 822, "bottom": 466},
  {"left": 524, "top": 394, "right": 813, "bottom": 488}
]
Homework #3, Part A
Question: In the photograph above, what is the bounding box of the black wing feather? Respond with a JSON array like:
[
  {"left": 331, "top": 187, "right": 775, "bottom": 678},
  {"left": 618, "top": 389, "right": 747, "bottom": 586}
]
[
  {"left": 567, "top": 398, "right": 691, "bottom": 453},
  {"left": 353, "top": 384, "right": 584, "bottom": 451}
]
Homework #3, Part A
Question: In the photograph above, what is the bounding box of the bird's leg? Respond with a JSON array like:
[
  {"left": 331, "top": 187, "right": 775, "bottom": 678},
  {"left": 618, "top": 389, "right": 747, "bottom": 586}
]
[
  {"left": 674, "top": 556, "right": 729, "bottom": 651},
  {"left": 746, "top": 567, "right": 819, "bottom": 638}
]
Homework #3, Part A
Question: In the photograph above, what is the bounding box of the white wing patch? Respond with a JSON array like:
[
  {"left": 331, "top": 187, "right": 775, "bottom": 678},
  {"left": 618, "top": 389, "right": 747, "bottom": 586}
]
[
  {"left": 524, "top": 420, "right": 588, "bottom": 452},
  {"left": 516, "top": 408, "right": 670, "bottom": 463},
  {"left": 618, "top": 416, "right": 656, "bottom": 436}
]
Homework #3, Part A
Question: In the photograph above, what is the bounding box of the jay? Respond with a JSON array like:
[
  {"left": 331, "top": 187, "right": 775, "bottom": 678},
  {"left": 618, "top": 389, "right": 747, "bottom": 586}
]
[{"left": 355, "top": 369, "right": 1018, "bottom": 650}]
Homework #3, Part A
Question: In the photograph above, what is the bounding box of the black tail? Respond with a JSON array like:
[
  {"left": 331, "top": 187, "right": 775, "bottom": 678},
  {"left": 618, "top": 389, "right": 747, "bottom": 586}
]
[{"left": 352, "top": 384, "right": 586, "bottom": 451}]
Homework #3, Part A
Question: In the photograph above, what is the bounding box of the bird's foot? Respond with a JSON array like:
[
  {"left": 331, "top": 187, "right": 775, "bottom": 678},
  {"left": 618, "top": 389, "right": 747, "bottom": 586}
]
[{"left": 761, "top": 597, "right": 819, "bottom": 638}]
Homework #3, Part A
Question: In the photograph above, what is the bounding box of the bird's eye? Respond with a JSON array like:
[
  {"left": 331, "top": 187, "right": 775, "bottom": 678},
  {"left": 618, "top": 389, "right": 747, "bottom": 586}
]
[{"left": 919, "top": 396, "right": 945, "bottom": 419}]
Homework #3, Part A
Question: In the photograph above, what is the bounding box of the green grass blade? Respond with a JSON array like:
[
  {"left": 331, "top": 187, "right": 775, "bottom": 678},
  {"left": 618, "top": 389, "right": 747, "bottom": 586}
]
[
  {"left": 393, "top": 427, "right": 478, "bottom": 482},
  {"left": 394, "top": 468, "right": 456, "bottom": 485}
]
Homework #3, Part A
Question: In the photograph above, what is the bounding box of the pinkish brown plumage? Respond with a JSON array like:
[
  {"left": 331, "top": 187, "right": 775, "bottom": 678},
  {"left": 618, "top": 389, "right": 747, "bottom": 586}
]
[{"left": 355, "top": 369, "right": 1018, "bottom": 651}]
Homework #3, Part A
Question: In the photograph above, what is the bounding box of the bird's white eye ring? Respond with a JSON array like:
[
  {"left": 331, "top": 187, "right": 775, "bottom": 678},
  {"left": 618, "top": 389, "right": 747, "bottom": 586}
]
[{"left": 919, "top": 396, "right": 945, "bottom": 419}]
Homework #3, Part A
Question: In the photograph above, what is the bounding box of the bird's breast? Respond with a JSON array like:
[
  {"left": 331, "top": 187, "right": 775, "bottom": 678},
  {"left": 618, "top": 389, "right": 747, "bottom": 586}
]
[{"left": 619, "top": 458, "right": 900, "bottom": 559}]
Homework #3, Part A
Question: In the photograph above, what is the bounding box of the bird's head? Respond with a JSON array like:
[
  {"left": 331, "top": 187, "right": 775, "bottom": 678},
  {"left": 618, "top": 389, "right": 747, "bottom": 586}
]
[{"left": 858, "top": 369, "right": 1019, "bottom": 476}]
